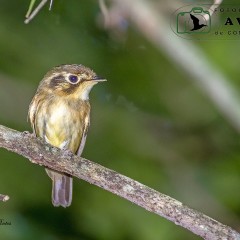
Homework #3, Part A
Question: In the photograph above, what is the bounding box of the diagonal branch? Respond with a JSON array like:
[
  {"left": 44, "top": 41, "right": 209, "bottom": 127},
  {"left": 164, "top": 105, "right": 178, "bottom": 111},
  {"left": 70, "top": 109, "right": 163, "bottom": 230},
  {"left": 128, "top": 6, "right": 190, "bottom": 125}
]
[
  {"left": 0, "top": 124, "right": 239, "bottom": 240},
  {"left": 25, "top": 0, "right": 49, "bottom": 24}
]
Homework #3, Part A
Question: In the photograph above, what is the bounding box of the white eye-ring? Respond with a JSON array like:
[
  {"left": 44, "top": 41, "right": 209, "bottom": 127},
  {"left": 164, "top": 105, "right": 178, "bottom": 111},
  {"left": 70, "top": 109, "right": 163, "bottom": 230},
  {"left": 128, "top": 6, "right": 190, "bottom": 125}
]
[{"left": 68, "top": 74, "right": 79, "bottom": 84}]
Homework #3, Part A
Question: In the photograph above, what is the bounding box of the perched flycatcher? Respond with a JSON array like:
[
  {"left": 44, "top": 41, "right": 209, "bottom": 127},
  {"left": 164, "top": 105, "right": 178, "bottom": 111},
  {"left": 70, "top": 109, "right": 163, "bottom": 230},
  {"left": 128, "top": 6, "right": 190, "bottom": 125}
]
[{"left": 28, "top": 64, "right": 106, "bottom": 207}]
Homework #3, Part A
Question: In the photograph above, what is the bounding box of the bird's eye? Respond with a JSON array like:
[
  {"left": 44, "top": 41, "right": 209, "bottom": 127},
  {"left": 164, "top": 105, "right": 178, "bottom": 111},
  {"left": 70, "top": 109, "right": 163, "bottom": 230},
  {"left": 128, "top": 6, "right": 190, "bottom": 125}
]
[{"left": 68, "top": 75, "right": 79, "bottom": 83}]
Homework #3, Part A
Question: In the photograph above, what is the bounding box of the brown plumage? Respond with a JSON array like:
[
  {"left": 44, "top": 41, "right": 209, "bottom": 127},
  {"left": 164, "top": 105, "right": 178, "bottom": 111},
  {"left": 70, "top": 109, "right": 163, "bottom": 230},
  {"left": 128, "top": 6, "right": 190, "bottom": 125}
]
[{"left": 28, "top": 64, "right": 106, "bottom": 207}]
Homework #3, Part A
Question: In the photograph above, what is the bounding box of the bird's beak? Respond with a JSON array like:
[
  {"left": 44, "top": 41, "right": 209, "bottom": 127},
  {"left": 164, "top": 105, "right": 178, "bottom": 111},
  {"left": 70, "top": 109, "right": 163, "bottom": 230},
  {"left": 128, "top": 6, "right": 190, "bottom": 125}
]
[{"left": 90, "top": 76, "right": 107, "bottom": 82}]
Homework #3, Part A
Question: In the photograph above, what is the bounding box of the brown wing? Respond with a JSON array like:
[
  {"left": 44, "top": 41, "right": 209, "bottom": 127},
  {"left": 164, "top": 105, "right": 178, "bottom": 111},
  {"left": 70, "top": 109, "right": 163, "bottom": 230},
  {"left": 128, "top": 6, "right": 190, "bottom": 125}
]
[
  {"left": 28, "top": 93, "right": 42, "bottom": 135},
  {"left": 77, "top": 114, "right": 90, "bottom": 156}
]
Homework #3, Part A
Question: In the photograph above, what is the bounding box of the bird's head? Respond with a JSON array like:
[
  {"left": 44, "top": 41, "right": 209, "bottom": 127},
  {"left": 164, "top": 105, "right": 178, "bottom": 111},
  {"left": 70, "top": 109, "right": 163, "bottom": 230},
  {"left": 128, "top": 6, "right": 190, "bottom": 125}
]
[{"left": 40, "top": 64, "right": 106, "bottom": 100}]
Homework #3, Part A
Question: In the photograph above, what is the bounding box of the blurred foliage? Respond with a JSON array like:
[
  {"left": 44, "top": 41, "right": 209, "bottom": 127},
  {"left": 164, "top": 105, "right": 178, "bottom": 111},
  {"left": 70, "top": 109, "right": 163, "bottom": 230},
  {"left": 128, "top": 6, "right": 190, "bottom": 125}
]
[{"left": 0, "top": 0, "right": 239, "bottom": 239}]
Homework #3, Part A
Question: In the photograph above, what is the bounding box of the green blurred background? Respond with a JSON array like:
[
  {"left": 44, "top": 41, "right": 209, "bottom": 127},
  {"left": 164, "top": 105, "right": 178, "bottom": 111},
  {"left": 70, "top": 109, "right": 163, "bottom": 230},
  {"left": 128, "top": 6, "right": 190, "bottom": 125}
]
[{"left": 0, "top": 0, "right": 239, "bottom": 239}]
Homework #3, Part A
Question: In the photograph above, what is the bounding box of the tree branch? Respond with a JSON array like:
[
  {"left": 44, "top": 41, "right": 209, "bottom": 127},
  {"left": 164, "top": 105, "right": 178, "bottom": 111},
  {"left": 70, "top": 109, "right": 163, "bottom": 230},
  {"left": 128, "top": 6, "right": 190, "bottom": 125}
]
[
  {"left": 0, "top": 124, "right": 239, "bottom": 239},
  {"left": 24, "top": 0, "right": 49, "bottom": 24}
]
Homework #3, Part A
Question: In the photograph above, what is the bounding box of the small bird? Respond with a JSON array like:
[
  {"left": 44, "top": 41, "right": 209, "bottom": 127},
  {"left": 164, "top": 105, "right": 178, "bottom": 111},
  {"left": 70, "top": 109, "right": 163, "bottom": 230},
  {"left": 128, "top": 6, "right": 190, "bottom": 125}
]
[
  {"left": 190, "top": 14, "right": 207, "bottom": 31},
  {"left": 28, "top": 64, "right": 106, "bottom": 207}
]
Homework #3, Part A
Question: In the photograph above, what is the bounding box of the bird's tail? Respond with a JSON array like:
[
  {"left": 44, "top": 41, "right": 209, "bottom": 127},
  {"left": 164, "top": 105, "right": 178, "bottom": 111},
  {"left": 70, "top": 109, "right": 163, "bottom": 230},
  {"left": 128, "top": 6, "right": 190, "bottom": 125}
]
[{"left": 46, "top": 169, "right": 72, "bottom": 207}]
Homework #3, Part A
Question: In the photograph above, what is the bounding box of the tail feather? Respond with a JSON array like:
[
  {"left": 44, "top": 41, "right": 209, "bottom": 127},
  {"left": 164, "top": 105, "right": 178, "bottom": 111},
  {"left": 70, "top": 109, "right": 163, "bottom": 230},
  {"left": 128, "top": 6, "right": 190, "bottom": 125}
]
[{"left": 46, "top": 169, "right": 72, "bottom": 207}]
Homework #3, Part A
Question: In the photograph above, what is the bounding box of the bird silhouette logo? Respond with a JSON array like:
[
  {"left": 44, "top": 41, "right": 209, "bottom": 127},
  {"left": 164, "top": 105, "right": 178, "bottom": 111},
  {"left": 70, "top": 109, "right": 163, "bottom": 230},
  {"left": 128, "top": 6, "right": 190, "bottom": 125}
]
[
  {"left": 176, "top": 7, "right": 211, "bottom": 34},
  {"left": 190, "top": 14, "right": 207, "bottom": 31}
]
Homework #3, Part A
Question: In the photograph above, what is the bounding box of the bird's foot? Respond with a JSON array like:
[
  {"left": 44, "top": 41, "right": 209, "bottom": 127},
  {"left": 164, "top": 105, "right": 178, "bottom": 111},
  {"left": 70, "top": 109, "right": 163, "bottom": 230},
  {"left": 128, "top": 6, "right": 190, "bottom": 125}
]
[
  {"left": 22, "top": 131, "right": 35, "bottom": 137},
  {"left": 62, "top": 149, "right": 74, "bottom": 159}
]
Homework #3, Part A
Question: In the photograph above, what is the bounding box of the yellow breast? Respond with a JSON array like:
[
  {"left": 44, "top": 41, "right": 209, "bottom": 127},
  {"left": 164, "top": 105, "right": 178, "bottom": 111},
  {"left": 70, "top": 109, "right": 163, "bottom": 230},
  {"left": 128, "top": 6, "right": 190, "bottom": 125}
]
[{"left": 34, "top": 97, "right": 90, "bottom": 153}]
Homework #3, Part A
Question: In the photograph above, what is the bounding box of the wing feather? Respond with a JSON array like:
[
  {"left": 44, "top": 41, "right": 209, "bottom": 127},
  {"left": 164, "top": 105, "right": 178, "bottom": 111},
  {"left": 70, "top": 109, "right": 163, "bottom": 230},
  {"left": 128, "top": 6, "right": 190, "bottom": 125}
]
[
  {"left": 28, "top": 94, "right": 41, "bottom": 135},
  {"left": 77, "top": 114, "right": 89, "bottom": 156}
]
